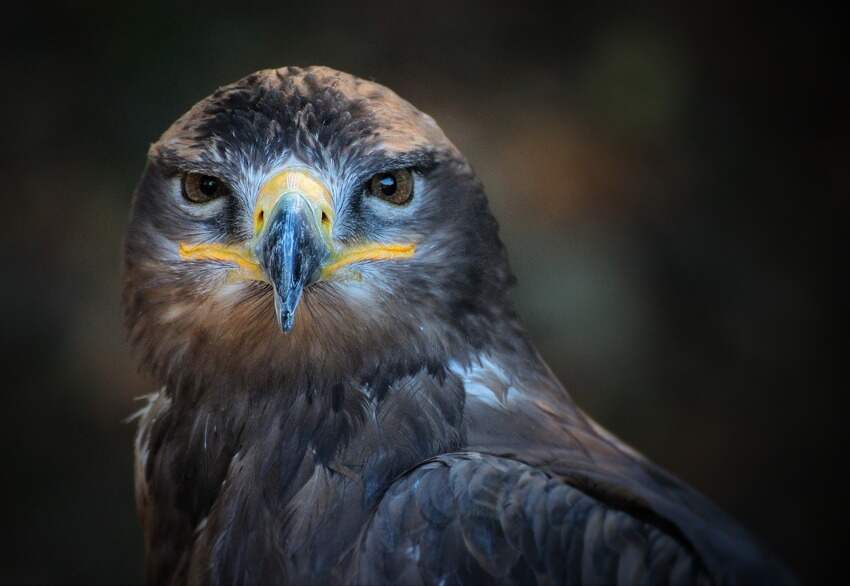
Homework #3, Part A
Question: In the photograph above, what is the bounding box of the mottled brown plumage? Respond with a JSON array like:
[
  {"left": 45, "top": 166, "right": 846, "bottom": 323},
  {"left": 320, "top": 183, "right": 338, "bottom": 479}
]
[{"left": 124, "top": 66, "right": 794, "bottom": 585}]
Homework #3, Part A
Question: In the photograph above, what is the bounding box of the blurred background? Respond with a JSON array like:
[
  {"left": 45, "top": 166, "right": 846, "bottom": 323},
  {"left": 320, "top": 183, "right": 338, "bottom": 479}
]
[{"left": 0, "top": 2, "right": 841, "bottom": 583}]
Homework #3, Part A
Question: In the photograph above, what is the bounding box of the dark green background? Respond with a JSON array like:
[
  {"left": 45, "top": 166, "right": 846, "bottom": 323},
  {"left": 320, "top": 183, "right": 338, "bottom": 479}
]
[{"left": 1, "top": 3, "right": 840, "bottom": 584}]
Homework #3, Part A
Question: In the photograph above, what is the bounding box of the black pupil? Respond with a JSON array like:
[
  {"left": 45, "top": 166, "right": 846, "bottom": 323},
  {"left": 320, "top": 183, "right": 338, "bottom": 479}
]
[
  {"left": 378, "top": 174, "right": 397, "bottom": 196},
  {"left": 199, "top": 176, "right": 219, "bottom": 196}
]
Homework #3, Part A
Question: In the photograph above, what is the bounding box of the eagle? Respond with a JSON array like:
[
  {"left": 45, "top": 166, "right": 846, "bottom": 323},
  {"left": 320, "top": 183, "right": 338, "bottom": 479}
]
[{"left": 124, "top": 66, "right": 794, "bottom": 585}]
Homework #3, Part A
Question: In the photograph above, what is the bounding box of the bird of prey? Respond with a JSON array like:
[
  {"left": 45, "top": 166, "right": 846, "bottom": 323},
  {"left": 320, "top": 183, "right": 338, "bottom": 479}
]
[{"left": 124, "top": 66, "right": 794, "bottom": 585}]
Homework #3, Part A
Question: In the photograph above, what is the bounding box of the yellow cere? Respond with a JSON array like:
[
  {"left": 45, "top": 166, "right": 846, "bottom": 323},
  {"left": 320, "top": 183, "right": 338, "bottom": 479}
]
[{"left": 253, "top": 169, "right": 334, "bottom": 236}]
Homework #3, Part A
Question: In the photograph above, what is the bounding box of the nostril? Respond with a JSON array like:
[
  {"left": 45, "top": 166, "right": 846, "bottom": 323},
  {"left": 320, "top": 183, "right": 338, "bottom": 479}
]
[
  {"left": 321, "top": 211, "right": 329, "bottom": 225},
  {"left": 257, "top": 210, "right": 265, "bottom": 230}
]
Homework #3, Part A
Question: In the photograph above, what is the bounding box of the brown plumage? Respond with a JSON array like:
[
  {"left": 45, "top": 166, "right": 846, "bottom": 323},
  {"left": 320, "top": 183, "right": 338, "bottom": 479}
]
[{"left": 124, "top": 66, "right": 794, "bottom": 585}]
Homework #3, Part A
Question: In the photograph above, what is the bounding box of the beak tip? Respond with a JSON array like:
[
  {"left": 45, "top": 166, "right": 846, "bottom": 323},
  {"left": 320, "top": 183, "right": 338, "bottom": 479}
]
[
  {"left": 279, "top": 310, "right": 296, "bottom": 333},
  {"left": 259, "top": 194, "right": 326, "bottom": 336},
  {"left": 273, "top": 295, "right": 298, "bottom": 333}
]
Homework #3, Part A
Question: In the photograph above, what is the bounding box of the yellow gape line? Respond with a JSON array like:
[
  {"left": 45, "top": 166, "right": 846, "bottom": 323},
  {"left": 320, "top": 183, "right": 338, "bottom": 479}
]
[
  {"left": 178, "top": 241, "right": 265, "bottom": 282},
  {"left": 322, "top": 243, "right": 417, "bottom": 279}
]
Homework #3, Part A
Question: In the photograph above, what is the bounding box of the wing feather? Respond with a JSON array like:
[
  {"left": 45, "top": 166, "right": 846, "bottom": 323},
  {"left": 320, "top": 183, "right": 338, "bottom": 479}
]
[{"left": 353, "top": 453, "right": 711, "bottom": 585}]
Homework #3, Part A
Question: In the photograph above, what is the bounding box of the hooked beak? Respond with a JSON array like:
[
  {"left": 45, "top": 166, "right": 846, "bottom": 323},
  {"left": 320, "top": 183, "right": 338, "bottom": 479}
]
[
  {"left": 178, "top": 168, "right": 416, "bottom": 333},
  {"left": 254, "top": 189, "right": 329, "bottom": 332}
]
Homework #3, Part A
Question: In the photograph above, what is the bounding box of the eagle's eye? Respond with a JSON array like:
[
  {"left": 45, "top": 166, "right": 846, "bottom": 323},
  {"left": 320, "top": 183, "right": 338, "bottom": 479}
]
[
  {"left": 182, "top": 173, "right": 228, "bottom": 203},
  {"left": 368, "top": 169, "right": 413, "bottom": 205}
]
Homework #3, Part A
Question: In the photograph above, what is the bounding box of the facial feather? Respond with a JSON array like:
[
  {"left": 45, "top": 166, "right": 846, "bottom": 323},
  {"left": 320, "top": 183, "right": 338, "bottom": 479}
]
[{"left": 124, "top": 66, "right": 522, "bottom": 399}]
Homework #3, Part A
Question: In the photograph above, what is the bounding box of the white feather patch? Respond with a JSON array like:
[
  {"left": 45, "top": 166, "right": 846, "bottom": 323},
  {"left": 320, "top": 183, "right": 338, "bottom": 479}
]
[{"left": 449, "top": 354, "right": 515, "bottom": 408}]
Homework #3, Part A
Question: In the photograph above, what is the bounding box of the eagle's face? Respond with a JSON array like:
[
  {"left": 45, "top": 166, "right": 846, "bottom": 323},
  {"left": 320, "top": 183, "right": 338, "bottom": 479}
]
[{"left": 124, "top": 66, "right": 517, "bottom": 392}]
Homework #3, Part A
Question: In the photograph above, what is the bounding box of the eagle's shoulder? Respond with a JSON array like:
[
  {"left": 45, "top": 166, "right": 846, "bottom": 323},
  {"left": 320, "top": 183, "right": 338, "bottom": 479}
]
[
  {"left": 444, "top": 352, "right": 796, "bottom": 585},
  {"left": 131, "top": 389, "right": 171, "bottom": 522},
  {"left": 130, "top": 388, "right": 206, "bottom": 583},
  {"left": 353, "top": 452, "right": 711, "bottom": 585}
]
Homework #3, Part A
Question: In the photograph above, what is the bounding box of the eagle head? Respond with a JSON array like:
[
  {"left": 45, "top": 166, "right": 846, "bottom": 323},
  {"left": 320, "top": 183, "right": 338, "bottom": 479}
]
[{"left": 123, "top": 66, "right": 520, "bottom": 394}]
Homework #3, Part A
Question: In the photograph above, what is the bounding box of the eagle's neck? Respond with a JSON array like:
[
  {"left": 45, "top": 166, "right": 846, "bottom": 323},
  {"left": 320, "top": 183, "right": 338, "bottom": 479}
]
[{"left": 150, "top": 360, "right": 467, "bottom": 583}]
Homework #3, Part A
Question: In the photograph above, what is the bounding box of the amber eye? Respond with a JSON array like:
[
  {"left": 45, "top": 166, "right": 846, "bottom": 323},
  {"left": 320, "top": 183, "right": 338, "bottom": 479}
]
[
  {"left": 182, "top": 173, "right": 228, "bottom": 203},
  {"left": 368, "top": 169, "right": 413, "bottom": 205}
]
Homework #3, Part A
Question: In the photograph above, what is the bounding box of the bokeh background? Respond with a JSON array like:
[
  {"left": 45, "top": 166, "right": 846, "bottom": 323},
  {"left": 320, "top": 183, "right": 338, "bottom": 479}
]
[{"left": 1, "top": 3, "right": 841, "bottom": 584}]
